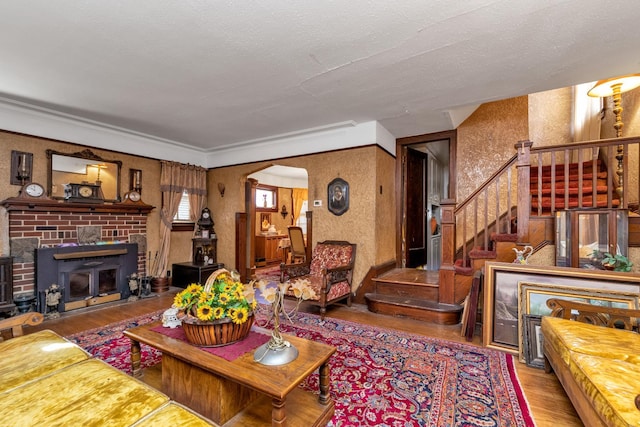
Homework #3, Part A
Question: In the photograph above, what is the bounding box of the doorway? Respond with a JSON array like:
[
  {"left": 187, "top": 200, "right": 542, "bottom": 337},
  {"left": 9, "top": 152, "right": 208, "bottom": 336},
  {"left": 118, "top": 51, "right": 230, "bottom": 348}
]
[
  {"left": 397, "top": 131, "right": 455, "bottom": 270},
  {"left": 246, "top": 165, "right": 309, "bottom": 275}
]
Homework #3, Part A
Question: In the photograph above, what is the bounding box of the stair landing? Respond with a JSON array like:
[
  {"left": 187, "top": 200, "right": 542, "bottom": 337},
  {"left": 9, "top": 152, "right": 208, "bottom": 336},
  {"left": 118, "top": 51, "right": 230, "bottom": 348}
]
[{"left": 367, "top": 268, "right": 462, "bottom": 325}]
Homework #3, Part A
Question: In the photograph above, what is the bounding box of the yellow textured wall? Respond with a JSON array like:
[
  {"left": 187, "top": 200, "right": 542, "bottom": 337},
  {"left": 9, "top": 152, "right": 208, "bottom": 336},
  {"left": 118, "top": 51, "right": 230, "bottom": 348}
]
[
  {"left": 0, "top": 131, "right": 162, "bottom": 265},
  {"left": 528, "top": 87, "right": 572, "bottom": 147},
  {"left": 207, "top": 145, "right": 394, "bottom": 290},
  {"left": 456, "top": 96, "right": 529, "bottom": 201},
  {"left": 375, "top": 148, "right": 397, "bottom": 264}
]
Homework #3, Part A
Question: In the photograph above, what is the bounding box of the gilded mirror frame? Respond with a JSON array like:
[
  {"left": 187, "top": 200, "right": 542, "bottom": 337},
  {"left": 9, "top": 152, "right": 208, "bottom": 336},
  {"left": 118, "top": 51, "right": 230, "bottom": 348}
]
[{"left": 46, "top": 148, "right": 122, "bottom": 202}]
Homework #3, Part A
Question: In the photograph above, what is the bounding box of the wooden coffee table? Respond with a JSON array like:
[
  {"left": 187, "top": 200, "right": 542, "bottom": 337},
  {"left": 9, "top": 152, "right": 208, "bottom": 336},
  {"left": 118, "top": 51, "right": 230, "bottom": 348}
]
[{"left": 124, "top": 322, "right": 335, "bottom": 427}]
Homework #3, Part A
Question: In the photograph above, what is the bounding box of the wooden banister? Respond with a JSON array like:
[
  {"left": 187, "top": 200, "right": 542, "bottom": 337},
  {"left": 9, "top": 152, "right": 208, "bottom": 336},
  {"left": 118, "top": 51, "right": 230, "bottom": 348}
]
[{"left": 443, "top": 136, "right": 640, "bottom": 295}]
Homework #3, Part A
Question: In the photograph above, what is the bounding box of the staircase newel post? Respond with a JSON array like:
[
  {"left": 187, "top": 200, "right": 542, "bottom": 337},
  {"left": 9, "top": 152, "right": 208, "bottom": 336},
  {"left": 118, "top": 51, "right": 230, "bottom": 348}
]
[
  {"left": 515, "top": 140, "right": 533, "bottom": 245},
  {"left": 439, "top": 199, "right": 456, "bottom": 304}
]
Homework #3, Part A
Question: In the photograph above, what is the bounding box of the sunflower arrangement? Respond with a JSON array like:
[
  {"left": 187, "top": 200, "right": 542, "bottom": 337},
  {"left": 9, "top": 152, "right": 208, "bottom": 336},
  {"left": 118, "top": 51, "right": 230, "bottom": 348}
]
[{"left": 173, "top": 269, "right": 256, "bottom": 325}]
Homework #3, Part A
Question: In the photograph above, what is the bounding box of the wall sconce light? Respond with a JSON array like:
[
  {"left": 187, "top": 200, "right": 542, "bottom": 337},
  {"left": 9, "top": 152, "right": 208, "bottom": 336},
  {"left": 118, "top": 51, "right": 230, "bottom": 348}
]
[
  {"left": 129, "top": 169, "right": 142, "bottom": 193},
  {"left": 11, "top": 151, "right": 33, "bottom": 186},
  {"left": 588, "top": 73, "right": 640, "bottom": 204},
  {"left": 280, "top": 204, "right": 288, "bottom": 219},
  {"left": 218, "top": 182, "right": 225, "bottom": 197}
]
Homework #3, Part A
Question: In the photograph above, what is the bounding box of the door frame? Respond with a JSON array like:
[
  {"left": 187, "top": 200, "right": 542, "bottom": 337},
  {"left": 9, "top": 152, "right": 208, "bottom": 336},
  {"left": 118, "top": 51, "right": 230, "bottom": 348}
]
[{"left": 395, "top": 130, "right": 457, "bottom": 268}]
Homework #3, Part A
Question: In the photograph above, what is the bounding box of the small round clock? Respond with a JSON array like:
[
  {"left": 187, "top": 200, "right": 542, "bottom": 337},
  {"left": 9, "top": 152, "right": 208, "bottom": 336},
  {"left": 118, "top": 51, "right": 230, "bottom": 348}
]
[
  {"left": 79, "top": 185, "right": 94, "bottom": 197},
  {"left": 124, "top": 190, "right": 142, "bottom": 202},
  {"left": 20, "top": 182, "right": 45, "bottom": 198}
]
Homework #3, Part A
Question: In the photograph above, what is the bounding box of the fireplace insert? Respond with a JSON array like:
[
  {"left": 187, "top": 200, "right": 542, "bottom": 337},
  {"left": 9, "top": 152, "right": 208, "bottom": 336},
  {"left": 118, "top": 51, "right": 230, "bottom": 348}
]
[{"left": 35, "top": 243, "right": 138, "bottom": 313}]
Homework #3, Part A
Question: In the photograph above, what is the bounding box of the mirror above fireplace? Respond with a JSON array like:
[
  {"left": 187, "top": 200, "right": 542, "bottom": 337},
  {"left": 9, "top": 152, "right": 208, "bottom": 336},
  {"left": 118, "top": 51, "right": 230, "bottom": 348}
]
[{"left": 46, "top": 149, "right": 122, "bottom": 202}]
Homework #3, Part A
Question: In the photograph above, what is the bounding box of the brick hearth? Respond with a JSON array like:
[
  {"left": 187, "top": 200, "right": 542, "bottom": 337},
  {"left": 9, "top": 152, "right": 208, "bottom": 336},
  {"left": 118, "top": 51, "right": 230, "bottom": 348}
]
[{"left": 2, "top": 200, "right": 154, "bottom": 297}]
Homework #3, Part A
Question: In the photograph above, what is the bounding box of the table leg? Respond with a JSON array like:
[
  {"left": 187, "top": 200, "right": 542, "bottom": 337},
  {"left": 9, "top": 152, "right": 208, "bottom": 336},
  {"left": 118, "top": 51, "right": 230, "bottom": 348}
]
[
  {"left": 271, "top": 398, "right": 286, "bottom": 427},
  {"left": 318, "top": 361, "right": 331, "bottom": 405},
  {"left": 130, "top": 338, "right": 142, "bottom": 378}
]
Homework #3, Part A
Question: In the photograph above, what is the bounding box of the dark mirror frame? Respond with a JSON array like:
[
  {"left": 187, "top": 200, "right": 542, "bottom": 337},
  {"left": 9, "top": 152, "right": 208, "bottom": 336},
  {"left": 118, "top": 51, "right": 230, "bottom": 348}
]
[{"left": 46, "top": 148, "right": 122, "bottom": 202}]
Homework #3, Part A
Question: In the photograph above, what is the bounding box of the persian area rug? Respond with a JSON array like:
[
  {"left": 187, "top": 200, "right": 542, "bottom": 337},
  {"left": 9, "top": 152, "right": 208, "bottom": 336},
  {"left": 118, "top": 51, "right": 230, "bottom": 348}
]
[
  {"left": 254, "top": 265, "right": 282, "bottom": 282},
  {"left": 66, "top": 309, "right": 165, "bottom": 374},
  {"left": 67, "top": 310, "right": 535, "bottom": 427}
]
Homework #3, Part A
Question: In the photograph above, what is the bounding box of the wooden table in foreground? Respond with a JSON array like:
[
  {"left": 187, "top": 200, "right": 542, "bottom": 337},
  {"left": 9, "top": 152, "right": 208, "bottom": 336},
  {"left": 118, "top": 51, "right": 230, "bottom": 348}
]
[{"left": 124, "top": 322, "right": 335, "bottom": 427}]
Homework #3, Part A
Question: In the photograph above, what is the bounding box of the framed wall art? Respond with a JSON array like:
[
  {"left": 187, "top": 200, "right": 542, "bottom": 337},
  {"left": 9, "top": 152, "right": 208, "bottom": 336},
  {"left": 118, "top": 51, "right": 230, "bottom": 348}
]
[
  {"left": 483, "top": 262, "right": 640, "bottom": 354},
  {"left": 260, "top": 213, "right": 271, "bottom": 231},
  {"left": 522, "top": 315, "right": 544, "bottom": 369},
  {"left": 328, "top": 178, "right": 349, "bottom": 216}
]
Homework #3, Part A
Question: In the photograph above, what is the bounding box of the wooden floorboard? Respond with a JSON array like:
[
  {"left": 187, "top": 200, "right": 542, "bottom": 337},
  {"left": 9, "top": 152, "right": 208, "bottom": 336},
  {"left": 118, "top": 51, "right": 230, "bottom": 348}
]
[{"left": 24, "top": 289, "right": 582, "bottom": 427}]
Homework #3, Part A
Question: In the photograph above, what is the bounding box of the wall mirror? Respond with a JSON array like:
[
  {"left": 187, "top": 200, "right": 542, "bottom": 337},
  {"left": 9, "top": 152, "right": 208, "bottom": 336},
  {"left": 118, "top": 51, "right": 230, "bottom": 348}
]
[{"left": 46, "top": 149, "right": 122, "bottom": 202}]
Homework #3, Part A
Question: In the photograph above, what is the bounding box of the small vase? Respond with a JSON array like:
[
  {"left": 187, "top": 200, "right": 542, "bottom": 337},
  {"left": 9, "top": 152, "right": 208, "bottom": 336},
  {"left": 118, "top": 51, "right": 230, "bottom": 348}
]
[{"left": 181, "top": 313, "right": 253, "bottom": 347}]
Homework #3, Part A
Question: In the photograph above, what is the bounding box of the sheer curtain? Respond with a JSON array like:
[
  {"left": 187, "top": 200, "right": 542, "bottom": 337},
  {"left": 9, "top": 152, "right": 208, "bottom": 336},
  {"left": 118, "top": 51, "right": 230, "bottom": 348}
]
[
  {"left": 153, "top": 161, "right": 207, "bottom": 277},
  {"left": 292, "top": 188, "right": 308, "bottom": 222},
  {"left": 572, "top": 82, "right": 601, "bottom": 142}
]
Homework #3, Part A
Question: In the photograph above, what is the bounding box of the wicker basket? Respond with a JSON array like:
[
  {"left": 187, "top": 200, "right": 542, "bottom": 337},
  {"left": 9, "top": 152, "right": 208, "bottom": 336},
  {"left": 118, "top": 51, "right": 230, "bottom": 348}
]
[
  {"left": 181, "top": 314, "right": 253, "bottom": 347},
  {"left": 180, "top": 268, "right": 253, "bottom": 347}
]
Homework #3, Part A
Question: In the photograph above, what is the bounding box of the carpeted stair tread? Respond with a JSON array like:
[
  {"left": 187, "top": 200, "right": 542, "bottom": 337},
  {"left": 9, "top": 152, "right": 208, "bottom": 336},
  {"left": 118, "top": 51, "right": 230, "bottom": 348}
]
[
  {"left": 454, "top": 259, "right": 473, "bottom": 275},
  {"left": 532, "top": 184, "right": 610, "bottom": 196},
  {"left": 469, "top": 247, "right": 497, "bottom": 259},
  {"left": 491, "top": 233, "right": 518, "bottom": 242},
  {"left": 530, "top": 159, "right": 603, "bottom": 174},
  {"left": 529, "top": 170, "right": 608, "bottom": 183},
  {"left": 531, "top": 194, "right": 620, "bottom": 210}
]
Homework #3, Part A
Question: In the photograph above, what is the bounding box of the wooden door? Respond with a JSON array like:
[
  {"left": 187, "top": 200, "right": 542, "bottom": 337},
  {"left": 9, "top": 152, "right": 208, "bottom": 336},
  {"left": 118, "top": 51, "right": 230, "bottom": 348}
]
[{"left": 405, "top": 148, "right": 428, "bottom": 268}]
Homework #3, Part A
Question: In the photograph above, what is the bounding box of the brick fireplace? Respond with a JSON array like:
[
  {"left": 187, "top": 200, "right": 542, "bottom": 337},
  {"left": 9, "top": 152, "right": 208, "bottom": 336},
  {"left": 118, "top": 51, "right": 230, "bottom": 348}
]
[{"left": 2, "top": 198, "right": 154, "bottom": 309}]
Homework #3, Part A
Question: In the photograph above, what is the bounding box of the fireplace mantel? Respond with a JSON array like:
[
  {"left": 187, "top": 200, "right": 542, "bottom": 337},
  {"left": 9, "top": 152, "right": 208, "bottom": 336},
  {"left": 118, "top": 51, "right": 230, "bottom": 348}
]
[{"left": 1, "top": 198, "right": 155, "bottom": 214}]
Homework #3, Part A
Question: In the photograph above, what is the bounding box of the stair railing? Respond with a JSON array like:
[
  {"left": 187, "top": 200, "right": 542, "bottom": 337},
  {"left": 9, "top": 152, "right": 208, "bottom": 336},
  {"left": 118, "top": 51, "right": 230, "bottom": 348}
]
[{"left": 439, "top": 136, "right": 640, "bottom": 305}]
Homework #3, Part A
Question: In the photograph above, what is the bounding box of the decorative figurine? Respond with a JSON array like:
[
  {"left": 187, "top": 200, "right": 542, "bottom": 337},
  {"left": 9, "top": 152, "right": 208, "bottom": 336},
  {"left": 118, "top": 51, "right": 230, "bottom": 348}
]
[
  {"left": 162, "top": 307, "right": 182, "bottom": 328},
  {"left": 44, "top": 283, "right": 62, "bottom": 319},
  {"left": 513, "top": 246, "right": 533, "bottom": 264},
  {"left": 128, "top": 273, "right": 139, "bottom": 302}
]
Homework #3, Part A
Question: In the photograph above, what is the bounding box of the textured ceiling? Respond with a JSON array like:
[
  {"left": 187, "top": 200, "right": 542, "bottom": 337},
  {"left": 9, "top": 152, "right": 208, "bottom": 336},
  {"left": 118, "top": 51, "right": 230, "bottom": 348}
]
[{"left": 1, "top": 1, "right": 640, "bottom": 166}]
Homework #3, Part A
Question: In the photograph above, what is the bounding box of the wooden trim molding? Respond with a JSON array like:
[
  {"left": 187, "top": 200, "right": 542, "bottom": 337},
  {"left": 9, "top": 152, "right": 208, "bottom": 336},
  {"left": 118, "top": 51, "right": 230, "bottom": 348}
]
[{"left": 1, "top": 198, "right": 155, "bottom": 214}]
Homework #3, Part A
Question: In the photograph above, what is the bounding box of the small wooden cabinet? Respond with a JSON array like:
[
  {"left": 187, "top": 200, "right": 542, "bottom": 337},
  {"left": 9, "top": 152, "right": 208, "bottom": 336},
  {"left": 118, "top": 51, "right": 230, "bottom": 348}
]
[
  {"left": 171, "top": 262, "right": 225, "bottom": 289},
  {"left": 255, "top": 234, "right": 287, "bottom": 266},
  {"left": 0, "top": 256, "right": 16, "bottom": 316}
]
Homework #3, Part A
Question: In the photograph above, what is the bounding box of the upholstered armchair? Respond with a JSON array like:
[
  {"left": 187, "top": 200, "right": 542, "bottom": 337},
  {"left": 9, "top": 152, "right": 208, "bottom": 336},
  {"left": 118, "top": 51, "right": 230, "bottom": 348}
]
[{"left": 280, "top": 240, "right": 356, "bottom": 319}]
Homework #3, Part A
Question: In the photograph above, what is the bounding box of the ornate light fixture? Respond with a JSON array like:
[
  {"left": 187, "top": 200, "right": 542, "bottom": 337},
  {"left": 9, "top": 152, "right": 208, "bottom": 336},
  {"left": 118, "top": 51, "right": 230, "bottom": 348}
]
[
  {"left": 280, "top": 204, "right": 288, "bottom": 219},
  {"left": 588, "top": 73, "right": 640, "bottom": 203}
]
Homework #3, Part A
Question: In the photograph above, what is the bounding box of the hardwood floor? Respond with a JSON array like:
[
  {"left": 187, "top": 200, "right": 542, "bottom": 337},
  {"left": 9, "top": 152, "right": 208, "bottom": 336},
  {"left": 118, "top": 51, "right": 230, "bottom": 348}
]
[{"left": 25, "top": 290, "right": 582, "bottom": 426}]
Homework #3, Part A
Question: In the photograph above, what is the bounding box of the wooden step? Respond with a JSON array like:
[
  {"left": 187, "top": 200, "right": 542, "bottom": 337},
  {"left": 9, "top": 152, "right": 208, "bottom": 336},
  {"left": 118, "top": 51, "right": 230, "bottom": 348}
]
[
  {"left": 372, "top": 281, "right": 438, "bottom": 300},
  {"left": 372, "top": 268, "right": 439, "bottom": 300},
  {"left": 364, "top": 293, "right": 462, "bottom": 325}
]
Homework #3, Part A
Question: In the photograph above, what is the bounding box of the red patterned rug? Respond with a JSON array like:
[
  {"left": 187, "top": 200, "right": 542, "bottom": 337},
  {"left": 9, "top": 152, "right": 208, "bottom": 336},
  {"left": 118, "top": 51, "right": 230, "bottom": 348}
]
[{"left": 67, "top": 310, "right": 535, "bottom": 427}]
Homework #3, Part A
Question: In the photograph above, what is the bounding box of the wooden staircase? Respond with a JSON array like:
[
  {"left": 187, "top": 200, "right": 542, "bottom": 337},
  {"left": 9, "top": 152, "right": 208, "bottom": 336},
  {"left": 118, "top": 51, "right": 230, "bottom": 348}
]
[{"left": 365, "top": 137, "right": 640, "bottom": 325}]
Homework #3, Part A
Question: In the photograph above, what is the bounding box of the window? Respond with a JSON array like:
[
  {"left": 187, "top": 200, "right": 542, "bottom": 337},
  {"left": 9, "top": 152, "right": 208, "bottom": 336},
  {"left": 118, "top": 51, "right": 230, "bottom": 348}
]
[
  {"left": 173, "top": 190, "right": 191, "bottom": 222},
  {"left": 256, "top": 185, "right": 278, "bottom": 212},
  {"left": 296, "top": 200, "right": 308, "bottom": 234}
]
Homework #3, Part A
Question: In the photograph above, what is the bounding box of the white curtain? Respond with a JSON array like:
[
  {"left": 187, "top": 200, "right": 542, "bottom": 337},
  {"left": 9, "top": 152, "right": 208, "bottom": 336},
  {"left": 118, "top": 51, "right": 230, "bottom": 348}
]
[{"left": 572, "top": 82, "right": 601, "bottom": 142}]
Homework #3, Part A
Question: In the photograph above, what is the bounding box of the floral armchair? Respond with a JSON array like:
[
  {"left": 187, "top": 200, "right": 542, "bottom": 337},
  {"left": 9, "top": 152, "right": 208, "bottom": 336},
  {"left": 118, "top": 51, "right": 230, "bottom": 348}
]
[{"left": 280, "top": 240, "right": 356, "bottom": 319}]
